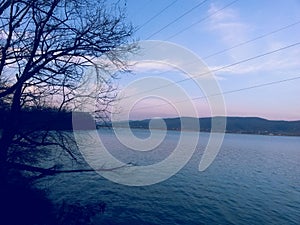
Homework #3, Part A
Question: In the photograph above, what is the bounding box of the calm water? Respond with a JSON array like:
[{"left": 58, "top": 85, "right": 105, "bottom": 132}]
[{"left": 39, "top": 129, "right": 300, "bottom": 225}]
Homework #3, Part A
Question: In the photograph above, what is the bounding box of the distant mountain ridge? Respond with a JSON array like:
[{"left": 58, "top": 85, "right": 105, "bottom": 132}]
[
  {"left": 1, "top": 109, "right": 299, "bottom": 136},
  {"left": 108, "top": 117, "right": 300, "bottom": 136}
]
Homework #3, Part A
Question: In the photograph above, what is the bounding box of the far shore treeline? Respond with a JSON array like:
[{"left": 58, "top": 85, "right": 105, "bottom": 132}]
[
  {"left": 0, "top": 109, "right": 93, "bottom": 131},
  {"left": 1, "top": 109, "right": 300, "bottom": 136}
]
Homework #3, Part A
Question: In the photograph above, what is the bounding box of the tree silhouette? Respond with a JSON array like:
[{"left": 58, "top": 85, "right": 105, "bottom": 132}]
[{"left": 0, "top": 0, "right": 135, "bottom": 181}]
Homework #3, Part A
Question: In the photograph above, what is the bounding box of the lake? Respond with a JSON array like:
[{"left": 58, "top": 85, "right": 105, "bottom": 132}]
[{"left": 38, "top": 129, "right": 300, "bottom": 225}]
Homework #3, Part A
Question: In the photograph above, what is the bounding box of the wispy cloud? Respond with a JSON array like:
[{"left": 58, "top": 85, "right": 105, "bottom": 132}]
[
  {"left": 129, "top": 61, "right": 177, "bottom": 73},
  {"left": 209, "top": 42, "right": 300, "bottom": 75},
  {"left": 208, "top": 4, "right": 249, "bottom": 42},
  {"left": 207, "top": 3, "right": 300, "bottom": 76}
]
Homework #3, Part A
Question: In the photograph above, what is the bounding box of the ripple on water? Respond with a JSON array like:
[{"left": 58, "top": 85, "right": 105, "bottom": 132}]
[{"left": 38, "top": 131, "right": 300, "bottom": 225}]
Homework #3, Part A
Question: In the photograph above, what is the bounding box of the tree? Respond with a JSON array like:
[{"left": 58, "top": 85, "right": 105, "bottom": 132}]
[{"left": 0, "top": 0, "right": 135, "bottom": 181}]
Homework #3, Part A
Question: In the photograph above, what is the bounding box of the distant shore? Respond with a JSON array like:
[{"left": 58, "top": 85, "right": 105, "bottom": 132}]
[
  {"left": 98, "top": 126, "right": 300, "bottom": 137},
  {"left": 99, "top": 116, "right": 300, "bottom": 137},
  {"left": 1, "top": 109, "right": 299, "bottom": 136}
]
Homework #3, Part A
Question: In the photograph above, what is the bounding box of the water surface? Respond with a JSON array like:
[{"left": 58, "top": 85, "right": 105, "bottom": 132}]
[{"left": 39, "top": 129, "right": 300, "bottom": 224}]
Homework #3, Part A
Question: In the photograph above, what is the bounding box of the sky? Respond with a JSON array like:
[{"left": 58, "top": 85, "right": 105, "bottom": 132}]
[{"left": 108, "top": 0, "right": 300, "bottom": 121}]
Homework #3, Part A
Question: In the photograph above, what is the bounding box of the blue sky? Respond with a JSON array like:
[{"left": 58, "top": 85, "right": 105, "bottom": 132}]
[{"left": 111, "top": 0, "right": 300, "bottom": 121}]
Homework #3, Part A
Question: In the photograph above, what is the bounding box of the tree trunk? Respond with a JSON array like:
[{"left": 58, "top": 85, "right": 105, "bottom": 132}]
[{"left": 0, "top": 84, "right": 22, "bottom": 184}]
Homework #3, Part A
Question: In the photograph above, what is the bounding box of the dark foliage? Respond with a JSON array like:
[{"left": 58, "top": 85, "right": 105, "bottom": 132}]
[{"left": 0, "top": 171, "right": 56, "bottom": 225}]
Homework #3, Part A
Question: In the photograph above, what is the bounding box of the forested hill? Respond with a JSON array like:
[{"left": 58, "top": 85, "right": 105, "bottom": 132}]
[
  {"left": 111, "top": 117, "right": 300, "bottom": 136},
  {"left": 0, "top": 110, "right": 94, "bottom": 131},
  {"left": 1, "top": 110, "right": 299, "bottom": 136}
]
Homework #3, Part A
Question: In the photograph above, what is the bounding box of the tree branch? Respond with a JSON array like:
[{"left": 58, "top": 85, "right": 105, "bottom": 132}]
[{"left": 9, "top": 161, "right": 131, "bottom": 175}]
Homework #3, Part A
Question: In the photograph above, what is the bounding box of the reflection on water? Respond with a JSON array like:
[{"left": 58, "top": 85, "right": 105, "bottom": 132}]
[{"left": 38, "top": 129, "right": 300, "bottom": 225}]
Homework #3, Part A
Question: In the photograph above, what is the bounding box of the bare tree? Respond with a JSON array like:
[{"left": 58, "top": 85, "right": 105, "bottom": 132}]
[{"left": 0, "top": 0, "right": 135, "bottom": 180}]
